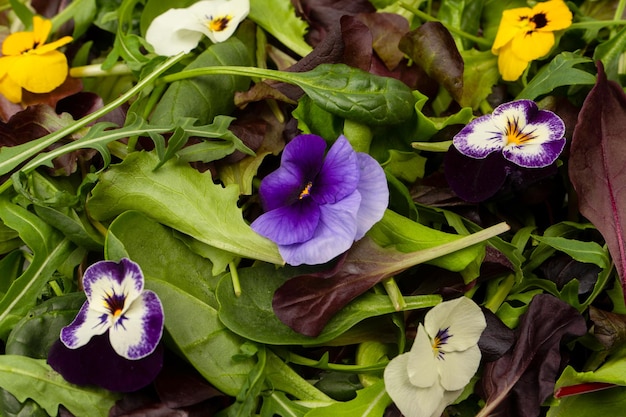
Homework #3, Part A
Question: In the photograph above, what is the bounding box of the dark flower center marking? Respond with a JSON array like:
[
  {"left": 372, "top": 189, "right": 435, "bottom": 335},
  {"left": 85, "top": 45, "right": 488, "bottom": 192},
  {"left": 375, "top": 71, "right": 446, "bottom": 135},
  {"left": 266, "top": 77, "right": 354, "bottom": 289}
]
[
  {"left": 531, "top": 12, "right": 548, "bottom": 29},
  {"left": 208, "top": 15, "right": 232, "bottom": 32},
  {"left": 299, "top": 181, "right": 313, "bottom": 199},
  {"left": 103, "top": 289, "right": 126, "bottom": 317},
  {"left": 505, "top": 116, "right": 537, "bottom": 145},
  {"left": 432, "top": 327, "right": 452, "bottom": 360}
]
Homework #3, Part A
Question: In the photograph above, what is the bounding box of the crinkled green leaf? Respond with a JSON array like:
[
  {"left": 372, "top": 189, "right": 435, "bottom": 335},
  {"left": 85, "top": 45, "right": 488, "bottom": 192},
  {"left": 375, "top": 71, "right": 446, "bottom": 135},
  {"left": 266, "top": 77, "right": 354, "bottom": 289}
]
[
  {"left": 593, "top": 26, "right": 626, "bottom": 81},
  {"left": 89, "top": 151, "right": 281, "bottom": 264},
  {"left": 0, "top": 355, "right": 118, "bottom": 417}
]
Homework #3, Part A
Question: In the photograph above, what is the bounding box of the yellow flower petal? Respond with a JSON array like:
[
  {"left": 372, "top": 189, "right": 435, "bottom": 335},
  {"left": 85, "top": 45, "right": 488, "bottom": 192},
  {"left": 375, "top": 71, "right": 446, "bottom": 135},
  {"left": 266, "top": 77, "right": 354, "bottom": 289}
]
[
  {"left": 498, "top": 44, "right": 530, "bottom": 81},
  {"left": 2, "top": 31, "right": 36, "bottom": 55},
  {"left": 532, "top": 0, "right": 572, "bottom": 32},
  {"left": 32, "top": 15, "right": 52, "bottom": 45},
  {"left": 511, "top": 30, "right": 555, "bottom": 61},
  {"left": 0, "top": 57, "right": 23, "bottom": 103},
  {"left": 492, "top": 7, "right": 532, "bottom": 53},
  {"left": 34, "top": 36, "right": 73, "bottom": 55},
  {"left": 10, "top": 51, "right": 68, "bottom": 93}
]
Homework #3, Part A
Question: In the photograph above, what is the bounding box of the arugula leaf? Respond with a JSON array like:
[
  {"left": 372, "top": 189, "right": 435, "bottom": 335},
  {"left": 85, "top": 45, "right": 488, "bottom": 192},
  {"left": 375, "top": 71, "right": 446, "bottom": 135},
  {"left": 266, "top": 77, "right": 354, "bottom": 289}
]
[{"left": 516, "top": 52, "right": 596, "bottom": 100}]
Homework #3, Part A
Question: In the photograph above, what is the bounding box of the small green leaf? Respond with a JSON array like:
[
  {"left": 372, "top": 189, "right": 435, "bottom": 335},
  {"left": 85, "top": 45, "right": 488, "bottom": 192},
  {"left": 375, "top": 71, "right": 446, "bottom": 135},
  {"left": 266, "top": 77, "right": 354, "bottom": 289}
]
[
  {"left": 0, "top": 355, "right": 118, "bottom": 417},
  {"left": 304, "top": 380, "right": 392, "bottom": 417},
  {"left": 516, "top": 52, "right": 596, "bottom": 100},
  {"left": 249, "top": 0, "right": 311, "bottom": 57}
]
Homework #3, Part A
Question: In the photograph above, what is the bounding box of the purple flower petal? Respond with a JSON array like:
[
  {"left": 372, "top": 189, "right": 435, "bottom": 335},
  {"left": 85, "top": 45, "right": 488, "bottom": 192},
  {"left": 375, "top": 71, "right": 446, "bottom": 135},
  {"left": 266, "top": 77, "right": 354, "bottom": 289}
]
[
  {"left": 278, "top": 191, "right": 361, "bottom": 265},
  {"left": 452, "top": 115, "right": 505, "bottom": 159},
  {"left": 313, "top": 135, "right": 360, "bottom": 205},
  {"left": 259, "top": 134, "right": 326, "bottom": 211},
  {"left": 502, "top": 139, "right": 566, "bottom": 168},
  {"left": 60, "top": 301, "right": 110, "bottom": 349},
  {"left": 353, "top": 153, "right": 388, "bottom": 240},
  {"left": 108, "top": 290, "right": 164, "bottom": 360},
  {"left": 48, "top": 334, "right": 164, "bottom": 392},
  {"left": 251, "top": 198, "right": 321, "bottom": 245}
]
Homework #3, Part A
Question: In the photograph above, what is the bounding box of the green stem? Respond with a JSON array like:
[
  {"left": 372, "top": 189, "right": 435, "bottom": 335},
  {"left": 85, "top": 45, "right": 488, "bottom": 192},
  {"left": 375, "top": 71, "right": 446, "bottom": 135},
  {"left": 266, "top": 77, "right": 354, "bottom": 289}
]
[
  {"left": 615, "top": 0, "right": 626, "bottom": 22},
  {"left": 569, "top": 20, "right": 626, "bottom": 30},
  {"left": 161, "top": 65, "right": 307, "bottom": 85},
  {"left": 382, "top": 277, "right": 407, "bottom": 311},
  {"left": 399, "top": 2, "right": 492, "bottom": 48},
  {"left": 230, "top": 260, "right": 242, "bottom": 297},
  {"left": 0, "top": 54, "right": 184, "bottom": 195},
  {"left": 50, "top": 0, "right": 87, "bottom": 32},
  {"left": 411, "top": 140, "right": 452, "bottom": 152},
  {"left": 275, "top": 348, "right": 389, "bottom": 372},
  {"left": 69, "top": 63, "right": 133, "bottom": 78}
]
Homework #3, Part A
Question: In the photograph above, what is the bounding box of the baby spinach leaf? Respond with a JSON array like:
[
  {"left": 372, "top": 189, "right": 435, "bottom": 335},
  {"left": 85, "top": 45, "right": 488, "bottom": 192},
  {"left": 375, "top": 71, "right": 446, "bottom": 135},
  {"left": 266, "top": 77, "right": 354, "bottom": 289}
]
[
  {"left": 147, "top": 278, "right": 256, "bottom": 397},
  {"left": 548, "top": 384, "right": 626, "bottom": 417},
  {"left": 569, "top": 63, "right": 626, "bottom": 300},
  {"left": 0, "top": 355, "right": 118, "bottom": 417},
  {"left": 151, "top": 38, "right": 253, "bottom": 125},
  {"left": 89, "top": 151, "right": 282, "bottom": 264}
]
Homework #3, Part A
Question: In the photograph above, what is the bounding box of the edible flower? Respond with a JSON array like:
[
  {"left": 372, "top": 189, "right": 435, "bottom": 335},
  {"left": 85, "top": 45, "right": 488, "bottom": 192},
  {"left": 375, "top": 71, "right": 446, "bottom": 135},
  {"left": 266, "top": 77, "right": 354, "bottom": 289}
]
[
  {"left": 251, "top": 134, "right": 388, "bottom": 266},
  {"left": 452, "top": 99, "right": 565, "bottom": 169},
  {"left": 60, "top": 258, "right": 164, "bottom": 360},
  {"left": 384, "top": 297, "right": 486, "bottom": 417},
  {"left": 0, "top": 16, "right": 73, "bottom": 103},
  {"left": 145, "top": 0, "right": 250, "bottom": 56},
  {"left": 491, "top": 0, "right": 572, "bottom": 81}
]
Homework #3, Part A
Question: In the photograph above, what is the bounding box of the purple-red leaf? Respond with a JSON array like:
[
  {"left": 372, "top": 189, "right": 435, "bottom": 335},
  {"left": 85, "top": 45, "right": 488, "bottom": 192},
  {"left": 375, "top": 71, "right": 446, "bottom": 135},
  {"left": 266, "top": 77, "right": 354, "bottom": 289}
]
[
  {"left": 569, "top": 62, "right": 626, "bottom": 299},
  {"left": 479, "top": 294, "right": 587, "bottom": 417}
]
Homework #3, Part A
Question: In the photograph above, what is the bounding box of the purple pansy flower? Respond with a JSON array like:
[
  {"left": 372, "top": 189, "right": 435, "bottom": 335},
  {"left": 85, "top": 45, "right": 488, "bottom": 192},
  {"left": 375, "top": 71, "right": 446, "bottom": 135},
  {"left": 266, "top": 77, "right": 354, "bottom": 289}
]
[
  {"left": 452, "top": 99, "right": 565, "bottom": 168},
  {"left": 251, "top": 134, "right": 388, "bottom": 266},
  {"left": 60, "top": 258, "right": 164, "bottom": 360}
]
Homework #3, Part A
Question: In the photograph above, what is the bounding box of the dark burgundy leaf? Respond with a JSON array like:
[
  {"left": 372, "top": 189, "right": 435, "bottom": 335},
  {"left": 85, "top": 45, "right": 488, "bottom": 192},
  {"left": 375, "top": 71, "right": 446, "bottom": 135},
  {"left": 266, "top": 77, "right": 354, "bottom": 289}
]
[
  {"left": 569, "top": 62, "right": 626, "bottom": 299},
  {"left": 21, "top": 76, "right": 83, "bottom": 109},
  {"left": 538, "top": 254, "right": 600, "bottom": 294},
  {"left": 444, "top": 146, "right": 507, "bottom": 202},
  {"left": 399, "top": 21, "right": 464, "bottom": 102},
  {"left": 478, "top": 308, "right": 516, "bottom": 363},
  {"left": 479, "top": 294, "right": 587, "bottom": 417},
  {"left": 589, "top": 306, "right": 626, "bottom": 351},
  {"left": 355, "top": 13, "right": 409, "bottom": 71},
  {"left": 294, "top": 0, "right": 375, "bottom": 46},
  {"left": 48, "top": 335, "right": 164, "bottom": 392}
]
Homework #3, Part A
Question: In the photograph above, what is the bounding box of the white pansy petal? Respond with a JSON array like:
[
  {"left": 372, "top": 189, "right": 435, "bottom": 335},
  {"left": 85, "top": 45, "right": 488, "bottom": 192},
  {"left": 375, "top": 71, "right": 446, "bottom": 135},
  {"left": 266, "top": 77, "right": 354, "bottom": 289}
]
[
  {"left": 190, "top": 0, "right": 250, "bottom": 43},
  {"left": 438, "top": 345, "right": 482, "bottom": 391},
  {"left": 108, "top": 290, "right": 164, "bottom": 360},
  {"left": 452, "top": 115, "right": 505, "bottom": 159},
  {"left": 425, "top": 297, "right": 486, "bottom": 352},
  {"left": 384, "top": 354, "right": 446, "bottom": 417},
  {"left": 407, "top": 324, "right": 439, "bottom": 388},
  {"left": 145, "top": 8, "right": 206, "bottom": 56},
  {"left": 60, "top": 301, "right": 110, "bottom": 349},
  {"left": 502, "top": 139, "right": 566, "bottom": 168}
]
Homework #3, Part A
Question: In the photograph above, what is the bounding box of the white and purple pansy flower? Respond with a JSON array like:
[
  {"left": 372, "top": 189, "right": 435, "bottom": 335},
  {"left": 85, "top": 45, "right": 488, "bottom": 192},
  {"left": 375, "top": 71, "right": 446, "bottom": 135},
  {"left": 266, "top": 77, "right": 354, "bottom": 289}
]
[
  {"left": 453, "top": 99, "right": 566, "bottom": 168},
  {"left": 60, "top": 258, "right": 164, "bottom": 360},
  {"left": 145, "top": 0, "right": 250, "bottom": 56},
  {"left": 251, "top": 134, "right": 388, "bottom": 266},
  {"left": 384, "top": 297, "right": 486, "bottom": 417}
]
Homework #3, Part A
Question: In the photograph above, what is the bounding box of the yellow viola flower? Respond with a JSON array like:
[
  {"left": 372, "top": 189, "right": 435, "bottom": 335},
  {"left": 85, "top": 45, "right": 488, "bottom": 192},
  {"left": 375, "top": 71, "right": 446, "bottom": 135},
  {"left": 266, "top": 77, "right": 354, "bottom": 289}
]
[
  {"left": 491, "top": 0, "right": 572, "bottom": 81},
  {"left": 0, "top": 16, "right": 73, "bottom": 103}
]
